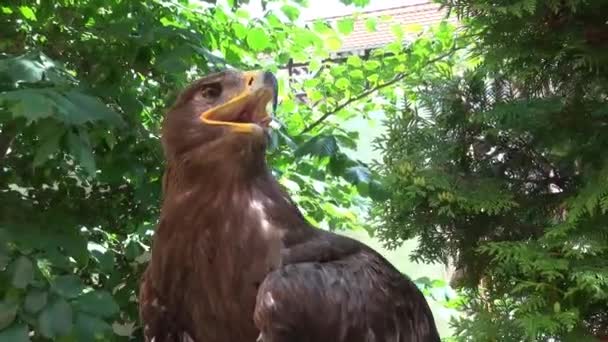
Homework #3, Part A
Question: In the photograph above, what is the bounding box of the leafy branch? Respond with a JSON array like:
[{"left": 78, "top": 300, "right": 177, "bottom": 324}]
[{"left": 298, "top": 46, "right": 462, "bottom": 135}]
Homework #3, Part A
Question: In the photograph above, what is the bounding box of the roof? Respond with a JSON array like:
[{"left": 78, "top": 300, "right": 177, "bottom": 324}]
[{"left": 314, "top": 2, "right": 453, "bottom": 53}]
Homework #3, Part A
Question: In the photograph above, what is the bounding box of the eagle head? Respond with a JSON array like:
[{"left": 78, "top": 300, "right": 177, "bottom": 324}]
[{"left": 161, "top": 69, "right": 278, "bottom": 165}]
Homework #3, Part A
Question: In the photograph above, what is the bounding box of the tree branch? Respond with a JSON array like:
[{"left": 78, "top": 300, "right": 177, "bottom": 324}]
[
  {"left": 0, "top": 121, "right": 18, "bottom": 162},
  {"left": 298, "top": 47, "right": 462, "bottom": 135}
]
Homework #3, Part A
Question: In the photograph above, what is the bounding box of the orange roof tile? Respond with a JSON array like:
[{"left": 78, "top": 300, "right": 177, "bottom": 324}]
[{"left": 312, "top": 2, "right": 453, "bottom": 53}]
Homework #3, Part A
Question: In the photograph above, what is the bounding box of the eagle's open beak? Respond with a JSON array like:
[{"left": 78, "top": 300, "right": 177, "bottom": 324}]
[{"left": 200, "top": 70, "right": 278, "bottom": 134}]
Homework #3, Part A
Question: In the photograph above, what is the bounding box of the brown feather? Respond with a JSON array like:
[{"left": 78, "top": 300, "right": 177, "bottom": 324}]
[{"left": 139, "top": 69, "right": 440, "bottom": 342}]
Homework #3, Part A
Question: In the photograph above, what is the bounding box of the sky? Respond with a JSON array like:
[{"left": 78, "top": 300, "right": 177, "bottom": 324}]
[
  {"left": 241, "top": 0, "right": 427, "bottom": 21},
  {"left": 299, "top": 0, "right": 426, "bottom": 19}
]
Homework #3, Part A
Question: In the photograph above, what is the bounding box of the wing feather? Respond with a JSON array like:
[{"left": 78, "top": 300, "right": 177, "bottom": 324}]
[{"left": 254, "top": 251, "right": 440, "bottom": 342}]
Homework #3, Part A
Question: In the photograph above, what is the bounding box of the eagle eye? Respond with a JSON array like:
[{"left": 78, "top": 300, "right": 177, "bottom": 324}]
[{"left": 201, "top": 83, "right": 222, "bottom": 99}]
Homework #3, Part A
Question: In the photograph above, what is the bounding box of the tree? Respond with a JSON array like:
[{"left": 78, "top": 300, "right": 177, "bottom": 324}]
[
  {"left": 0, "top": 0, "right": 460, "bottom": 340},
  {"left": 375, "top": 0, "right": 608, "bottom": 340}
]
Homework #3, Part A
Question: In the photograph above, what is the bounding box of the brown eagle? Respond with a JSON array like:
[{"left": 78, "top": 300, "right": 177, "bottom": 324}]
[{"left": 139, "top": 69, "right": 440, "bottom": 342}]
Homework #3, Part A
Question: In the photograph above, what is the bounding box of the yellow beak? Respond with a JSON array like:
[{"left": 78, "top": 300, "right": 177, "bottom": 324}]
[{"left": 200, "top": 70, "right": 278, "bottom": 134}]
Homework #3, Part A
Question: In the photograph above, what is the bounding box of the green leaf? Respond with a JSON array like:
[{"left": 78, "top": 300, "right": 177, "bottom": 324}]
[
  {"left": 344, "top": 165, "right": 371, "bottom": 184},
  {"left": 293, "top": 28, "right": 322, "bottom": 49},
  {"left": 11, "top": 256, "right": 34, "bottom": 289},
  {"left": 328, "top": 153, "right": 349, "bottom": 175},
  {"left": 24, "top": 290, "right": 48, "bottom": 314},
  {"left": 369, "top": 180, "right": 390, "bottom": 201},
  {"left": 125, "top": 240, "right": 142, "bottom": 261},
  {"left": 0, "top": 51, "right": 69, "bottom": 86},
  {"left": 0, "top": 300, "right": 18, "bottom": 330},
  {"left": 340, "top": 0, "right": 370, "bottom": 6},
  {"left": 356, "top": 181, "right": 369, "bottom": 197},
  {"left": 365, "top": 18, "right": 377, "bottom": 32},
  {"left": 18, "top": 6, "right": 36, "bottom": 21},
  {"left": 233, "top": 22, "right": 247, "bottom": 39},
  {"left": 67, "top": 131, "right": 96, "bottom": 177},
  {"left": 74, "top": 313, "right": 112, "bottom": 341},
  {"left": 75, "top": 291, "right": 119, "bottom": 318},
  {"left": 349, "top": 69, "right": 364, "bottom": 79},
  {"left": 325, "top": 36, "right": 342, "bottom": 50},
  {"left": 295, "top": 135, "right": 339, "bottom": 158},
  {"left": 346, "top": 55, "right": 362, "bottom": 67},
  {"left": 89, "top": 249, "right": 114, "bottom": 273},
  {"left": 313, "top": 21, "right": 333, "bottom": 34},
  {"left": 281, "top": 5, "right": 300, "bottom": 21},
  {"left": 404, "top": 23, "right": 424, "bottom": 34},
  {"left": 364, "top": 60, "right": 381, "bottom": 71},
  {"left": 391, "top": 24, "right": 404, "bottom": 41},
  {"left": 246, "top": 28, "right": 270, "bottom": 51},
  {"left": 33, "top": 126, "right": 64, "bottom": 168},
  {"left": 0, "top": 323, "right": 30, "bottom": 342},
  {"left": 337, "top": 18, "right": 354, "bottom": 35},
  {"left": 553, "top": 301, "right": 561, "bottom": 313},
  {"left": 155, "top": 46, "right": 191, "bottom": 74},
  {"left": 235, "top": 8, "right": 249, "bottom": 19},
  {"left": 51, "top": 275, "right": 84, "bottom": 299},
  {"left": 38, "top": 298, "right": 73, "bottom": 338},
  {"left": 0, "top": 90, "right": 54, "bottom": 123},
  {"left": 335, "top": 78, "right": 349, "bottom": 90},
  {"left": 63, "top": 90, "right": 125, "bottom": 127}
]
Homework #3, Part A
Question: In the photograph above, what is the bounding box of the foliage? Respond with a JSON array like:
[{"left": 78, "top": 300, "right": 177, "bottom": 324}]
[
  {"left": 0, "top": 0, "right": 459, "bottom": 340},
  {"left": 375, "top": 0, "right": 608, "bottom": 340}
]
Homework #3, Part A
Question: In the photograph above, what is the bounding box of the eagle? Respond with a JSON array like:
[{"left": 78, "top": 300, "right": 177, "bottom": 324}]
[{"left": 139, "top": 69, "right": 440, "bottom": 342}]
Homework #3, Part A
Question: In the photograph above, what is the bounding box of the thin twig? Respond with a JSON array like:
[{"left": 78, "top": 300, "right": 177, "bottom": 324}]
[{"left": 298, "top": 46, "right": 463, "bottom": 135}]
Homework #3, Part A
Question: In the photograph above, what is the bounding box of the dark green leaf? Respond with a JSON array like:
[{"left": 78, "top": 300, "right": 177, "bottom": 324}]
[
  {"left": 74, "top": 313, "right": 112, "bottom": 341},
  {"left": 63, "top": 90, "right": 125, "bottom": 127},
  {"left": 51, "top": 275, "right": 84, "bottom": 299},
  {"left": 0, "top": 300, "right": 18, "bottom": 330},
  {"left": 344, "top": 166, "right": 371, "bottom": 184},
  {"left": 0, "top": 51, "right": 64, "bottom": 86},
  {"left": 38, "top": 298, "right": 73, "bottom": 338},
  {"left": 0, "top": 323, "right": 30, "bottom": 342},
  {"left": 0, "top": 90, "right": 54, "bottom": 123},
  {"left": 356, "top": 181, "right": 369, "bottom": 197},
  {"left": 24, "top": 290, "right": 48, "bottom": 314},
  {"left": 125, "top": 240, "right": 142, "bottom": 261},
  {"left": 295, "top": 135, "right": 339, "bottom": 158},
  {"left": 90, "top": 250, "right": 114, "bottom": 273},
  {"left": 32, "top": 125, "right": 64, "bottom": 168},
  {"left": 11, "top": 256, "right": 34, "bottom": 289},
  {"left": 328, "top": 153, "right": 349, "bottom": 176},
  {"left": 75, "top": 291, "right": 119, "bottom": 318},
  {"left": 369, "top": 180, "right": 389, "bottom": 201},
  {"left": 155, "top": 45, "right": 192, "bottom": 75},
  {"left": 67, "top": 131, "right": 96, "bottom": 177}
]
